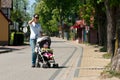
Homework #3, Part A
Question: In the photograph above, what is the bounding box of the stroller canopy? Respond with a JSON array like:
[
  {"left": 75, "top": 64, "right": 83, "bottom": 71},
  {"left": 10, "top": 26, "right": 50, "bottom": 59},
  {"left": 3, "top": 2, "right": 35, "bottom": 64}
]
[{"left": 37, "top": 36, "right": 51, "bottom": 48}]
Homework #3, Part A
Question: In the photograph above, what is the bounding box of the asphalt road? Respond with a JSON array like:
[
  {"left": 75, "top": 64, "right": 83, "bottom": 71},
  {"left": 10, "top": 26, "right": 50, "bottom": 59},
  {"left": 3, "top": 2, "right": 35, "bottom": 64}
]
[{"left": 0, "top": 37, "right": 83, "bottom": 80}]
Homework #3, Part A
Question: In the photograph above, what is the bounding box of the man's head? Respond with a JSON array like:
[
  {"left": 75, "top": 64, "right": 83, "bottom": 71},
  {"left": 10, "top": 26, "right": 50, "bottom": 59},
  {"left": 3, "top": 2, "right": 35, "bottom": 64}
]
[{"left": 33, "top": 14, "right": 39, "bottom": 23}]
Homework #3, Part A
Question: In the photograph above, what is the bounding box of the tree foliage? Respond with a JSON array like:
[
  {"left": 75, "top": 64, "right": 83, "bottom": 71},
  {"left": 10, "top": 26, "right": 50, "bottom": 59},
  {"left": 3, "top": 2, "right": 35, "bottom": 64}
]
[
  {"left": 34, "top": 0, "right": 120, "bottom": 57},
  {"left": 32, "top": 0, "right": 120, "bottom": 72},
  {"left": 34, "top": 0, "right": 80, "bottom": 35},
  {"left": 11, "top": 0, "right": 30, "bottom": 30}
]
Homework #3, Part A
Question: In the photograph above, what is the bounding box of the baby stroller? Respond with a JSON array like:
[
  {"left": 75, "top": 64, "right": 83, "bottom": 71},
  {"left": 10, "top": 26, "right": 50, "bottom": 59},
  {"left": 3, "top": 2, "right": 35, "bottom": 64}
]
[{"left": 35, "top": 36, "right": 58, "bottom": 68}]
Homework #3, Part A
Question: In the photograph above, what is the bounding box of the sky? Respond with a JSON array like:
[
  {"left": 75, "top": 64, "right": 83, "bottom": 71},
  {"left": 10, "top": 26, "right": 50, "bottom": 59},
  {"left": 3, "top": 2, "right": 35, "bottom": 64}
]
[
  {"left": 28, "top": 0, "right": 36, "bottom": 17},
  {"left": 29, "top": 0, "right": 35, "bottom": 6}
]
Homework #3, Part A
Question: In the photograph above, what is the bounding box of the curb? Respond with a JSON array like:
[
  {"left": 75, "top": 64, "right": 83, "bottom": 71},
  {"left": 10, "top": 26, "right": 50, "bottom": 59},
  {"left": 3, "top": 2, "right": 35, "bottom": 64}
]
[
  {"left": 0, "top": 44, "right": 29, "bottom": 54},
  {"left": 0, "top": 49, "right": 12, "bottom": 54}
]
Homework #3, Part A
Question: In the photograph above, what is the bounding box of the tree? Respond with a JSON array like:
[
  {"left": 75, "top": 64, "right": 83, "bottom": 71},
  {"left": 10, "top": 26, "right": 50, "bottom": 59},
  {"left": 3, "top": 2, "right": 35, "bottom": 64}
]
[
  {"left": 104, "top": 0, "right": 114, "bottom": 54},
  {"left": 11, "top": 0, "right": 30, "bottom": 31},
  {"left": 34, "top": 1, "right": 57, "bottom": 35},
  {"left": 34, "top": 0, "right": 80, "bottom": 37},
  {"left": 96, "top": 0, "right": 120, "bottom": 72},
  {"left": 90, "top": 0, "right": 117, "bottom": 54},
  {"left": 89, "top": 0, "right": 107, "bottom": 47}
]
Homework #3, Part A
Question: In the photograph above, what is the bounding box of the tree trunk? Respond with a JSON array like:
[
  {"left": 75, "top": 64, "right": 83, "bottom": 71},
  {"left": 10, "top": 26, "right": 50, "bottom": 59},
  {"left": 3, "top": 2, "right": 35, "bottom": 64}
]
[
  {"left": 104, "top": 0, "right": 114, "bottom": 54},
  {"left": 114, "top": 32, "right": 118, "bottom": 56},
  {"left": 110, "top": 4, "right": 120, "bottom": 73},
  {"left": 97, "top": 13, "right": 107, "bottom": 46},
  {"left": 0, "top": 0, "right": 1, "bottom": 9},
  {"left": 111, "top": 49, "right": 120, "bottom": 73},
  {"left": 116, "top": 7, "right": 120, "bottom": 55},
  {"left": 98, "top": 17, "right": 102, "bottom": 45},
  {"left": 95, "top": 2, "right": 107, "bottom": 46}
]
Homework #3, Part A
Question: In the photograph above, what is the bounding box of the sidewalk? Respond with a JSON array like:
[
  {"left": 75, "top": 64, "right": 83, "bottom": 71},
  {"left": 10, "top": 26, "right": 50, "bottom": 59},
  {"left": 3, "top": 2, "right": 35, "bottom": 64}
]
[{"left": 72, "top": 42, "right": 119, "bottom": 80}]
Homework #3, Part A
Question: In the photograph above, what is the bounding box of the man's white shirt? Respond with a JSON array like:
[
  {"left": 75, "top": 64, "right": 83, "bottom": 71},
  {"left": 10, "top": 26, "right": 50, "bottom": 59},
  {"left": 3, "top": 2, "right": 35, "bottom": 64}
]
[{"left": 29, "top": 22, "right": 42, "bottom": 39}]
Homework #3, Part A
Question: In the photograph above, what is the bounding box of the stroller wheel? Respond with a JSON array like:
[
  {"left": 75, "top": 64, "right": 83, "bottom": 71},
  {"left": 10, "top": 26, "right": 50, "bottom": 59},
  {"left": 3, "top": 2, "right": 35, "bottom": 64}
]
[
  {"left": 53, "top": 63, "right": 59, "bottom": 68},
  {"left": 42, "top": 63, "right": 48, "bottom": 68},
  {"left": 47, "top": 62, "right": 51, "bottom": 68},
  {"left": 36, "top": 63, "right": 41, "bottom": 68}
]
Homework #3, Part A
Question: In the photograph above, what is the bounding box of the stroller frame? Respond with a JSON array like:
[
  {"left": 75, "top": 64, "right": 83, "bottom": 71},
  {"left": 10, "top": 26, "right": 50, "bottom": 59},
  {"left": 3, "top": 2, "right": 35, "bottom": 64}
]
[{"left": 35, "top": 36, "right": 58, "bottom": 68}]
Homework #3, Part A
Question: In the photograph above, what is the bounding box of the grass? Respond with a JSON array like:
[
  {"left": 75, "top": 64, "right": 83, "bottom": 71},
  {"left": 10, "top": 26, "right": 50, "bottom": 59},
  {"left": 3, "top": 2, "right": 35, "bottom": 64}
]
[
  {"left": 103, "top": 53, "right": 112, "bottom": 59},
  {"left": 101, "top": 63, "right": 120, "bottom": 79},
  {"left": 108, "top": 70, "right": 120, "bottom": 78},
  {"left": 101, "top": 69, "right": 120, "bottom": 79}
]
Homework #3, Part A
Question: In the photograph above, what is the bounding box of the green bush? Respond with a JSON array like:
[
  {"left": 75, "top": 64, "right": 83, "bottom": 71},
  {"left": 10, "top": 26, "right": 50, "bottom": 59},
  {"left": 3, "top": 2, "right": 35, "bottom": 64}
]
[
  {"left": 10, "top": 32, "right": 24, "bottom": 45},
  {"left": 100, "top": 46, "right": 107, "bottom": 52}
]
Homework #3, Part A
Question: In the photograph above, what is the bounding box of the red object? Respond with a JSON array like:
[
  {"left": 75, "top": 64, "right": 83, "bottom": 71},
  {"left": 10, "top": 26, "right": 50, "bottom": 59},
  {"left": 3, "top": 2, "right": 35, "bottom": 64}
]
[
  {"left": 71, "top": 20, "right": 86, "bottom": 29},
  {"left": 76, "top": 20, "right": 83, "bottom": 25}
]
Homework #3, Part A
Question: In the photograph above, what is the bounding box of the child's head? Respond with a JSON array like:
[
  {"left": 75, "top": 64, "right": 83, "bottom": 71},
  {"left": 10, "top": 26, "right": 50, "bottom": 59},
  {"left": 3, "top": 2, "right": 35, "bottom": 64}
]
[{"left": 43, "top": 42, "right": 49, "bottom": 48}]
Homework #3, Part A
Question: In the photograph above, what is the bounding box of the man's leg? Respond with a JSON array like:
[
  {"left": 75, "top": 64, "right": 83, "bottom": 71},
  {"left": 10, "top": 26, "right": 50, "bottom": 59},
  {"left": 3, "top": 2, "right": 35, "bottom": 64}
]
[{"left": 30, "top": 39, "right": 37, "bottom": 67}]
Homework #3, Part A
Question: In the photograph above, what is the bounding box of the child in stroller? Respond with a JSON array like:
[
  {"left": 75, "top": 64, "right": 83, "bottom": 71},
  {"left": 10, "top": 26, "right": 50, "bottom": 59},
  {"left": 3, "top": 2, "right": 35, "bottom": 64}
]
[
  {"left": 35, "top": 36, "right": 58, "bottom": 68},
  {"left": 41, "top": 42, "right": 53, "bottom": 60}
]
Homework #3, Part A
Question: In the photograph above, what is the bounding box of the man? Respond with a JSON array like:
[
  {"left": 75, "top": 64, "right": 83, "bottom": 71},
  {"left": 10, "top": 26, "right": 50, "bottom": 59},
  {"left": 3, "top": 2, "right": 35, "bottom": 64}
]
[{"left": 28, "top": 14, "right": 42, "bottom": 67}]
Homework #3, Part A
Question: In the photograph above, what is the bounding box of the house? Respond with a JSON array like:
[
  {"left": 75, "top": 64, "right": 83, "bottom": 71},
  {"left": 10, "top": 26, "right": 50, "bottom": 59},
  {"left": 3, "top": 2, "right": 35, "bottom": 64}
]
[
  {"left": 0, "top": 10, "right": 11, "bottom": 45},
  {"left": 0, "top": 0, "right": 12, "bottom": 45},
  {"left": 1, "top": 0, "right": 12, "bottom": 19}
]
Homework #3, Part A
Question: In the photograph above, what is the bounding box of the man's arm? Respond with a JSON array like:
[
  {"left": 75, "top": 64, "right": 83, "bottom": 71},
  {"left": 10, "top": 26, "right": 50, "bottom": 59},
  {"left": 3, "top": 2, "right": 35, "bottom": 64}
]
[
  {"left": 28, "top": 18, "right": 34, "bottom": 24},
  {"left": 40, "top": 31, "right": 43, "bottom": 36}
]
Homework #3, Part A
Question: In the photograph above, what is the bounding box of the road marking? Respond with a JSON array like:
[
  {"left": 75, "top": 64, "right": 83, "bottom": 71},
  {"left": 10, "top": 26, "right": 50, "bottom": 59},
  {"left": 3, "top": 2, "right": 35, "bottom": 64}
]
[{"left": 49, "top": 46, "right": 77, "bottom": 80}]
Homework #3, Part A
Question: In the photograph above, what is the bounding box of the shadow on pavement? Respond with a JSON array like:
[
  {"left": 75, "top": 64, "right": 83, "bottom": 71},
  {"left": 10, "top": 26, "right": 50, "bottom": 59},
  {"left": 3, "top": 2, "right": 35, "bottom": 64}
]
[
  {"left": 0, "top": 43, "right": 30, "bottom": 53},
  {"left": 51, "top": 41, "right": 66, "bottom": 43}
]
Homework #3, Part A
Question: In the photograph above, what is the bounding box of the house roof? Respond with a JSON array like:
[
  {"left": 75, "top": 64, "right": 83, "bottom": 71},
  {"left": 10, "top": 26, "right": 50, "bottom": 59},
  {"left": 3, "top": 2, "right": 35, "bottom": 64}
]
[
  {"left": 0, "top": 10, "right": 12, "bottom": 24},
  {"left": 1, "top": 0, "right": 12, "bottom": 8}
]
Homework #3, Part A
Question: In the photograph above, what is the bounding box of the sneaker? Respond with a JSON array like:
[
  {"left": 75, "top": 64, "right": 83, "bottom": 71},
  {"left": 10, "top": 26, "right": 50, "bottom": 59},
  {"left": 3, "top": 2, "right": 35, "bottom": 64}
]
[{"left": 31, "top": 64, "right": 35, "bottom": 68}]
